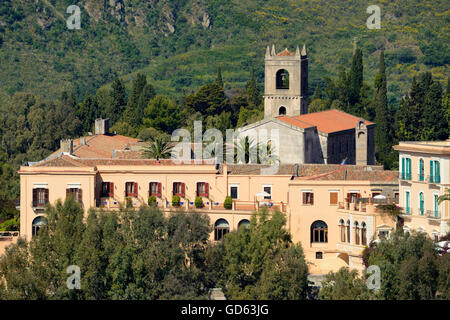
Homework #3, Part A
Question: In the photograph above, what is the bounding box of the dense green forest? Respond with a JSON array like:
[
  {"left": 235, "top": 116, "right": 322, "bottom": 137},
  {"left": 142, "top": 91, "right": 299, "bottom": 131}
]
[{"left": 0, "top": 0, "right": 448, "bottom": 102}]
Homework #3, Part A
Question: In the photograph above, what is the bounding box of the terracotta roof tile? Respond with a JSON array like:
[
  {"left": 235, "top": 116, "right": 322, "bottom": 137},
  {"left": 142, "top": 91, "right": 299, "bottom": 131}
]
[
  {"left": 295, "top": 109, "right": 374, "bottom": 134},
  {"left": 277, "top": 48, "right": 295, "bottom": 56},
  {"left": 276, "top": 116, "right": 315, "bottom": 129}
]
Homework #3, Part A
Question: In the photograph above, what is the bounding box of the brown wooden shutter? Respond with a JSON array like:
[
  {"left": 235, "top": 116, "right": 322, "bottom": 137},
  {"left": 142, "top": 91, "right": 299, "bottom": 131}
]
[
  {"left": 134, "top": 182, "right": 138, "bottom": 197},
  {"left": 173, "top": 182, "right": 176, "bottom": 195},
  {"left": 78, "top": 188, "right": 82, "bottom": 202},
  {"left": 157, "top": 183, "right": 162, "bottom": 197},
  {"left": 66, "top": 188, "right": 70, "bottom": 200},
  {"left": 302, "top": 193, "right": 306, "bottom": 204},
  {"left": 205, "top": 183, "right": 209, "bottom": 198},
  {"left": 181, "top": 183, "right": 185, "bottom": 197},
  {"left": 44, "top": 189, "right": 49, "bottom": 204},
  {"left": 109, "top": 182, "right": 114, "bottom": 198},
  {"left": 310, "top": 193, "right": 314, "bottom": 205},
  {"left": 32, "top": 189, "right": 37, "bottom": 206},
  {"left": 347, "top": 193, "right": 350, "bottom": 202},
  {"left": 330, "top": 192, "right": 338, "bottom": 205}
]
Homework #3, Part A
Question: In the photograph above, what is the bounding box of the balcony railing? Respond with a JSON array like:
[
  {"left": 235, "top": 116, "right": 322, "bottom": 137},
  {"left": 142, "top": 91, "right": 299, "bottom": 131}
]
[
  {"left": 426, "top": 210, "right": 441, "bottom": 219},
  {"left": 428, "top": 175, "right": 441, "bottom": 184},
  {"left": 400, "top": 172, "right": 411, "bottom": 180}
]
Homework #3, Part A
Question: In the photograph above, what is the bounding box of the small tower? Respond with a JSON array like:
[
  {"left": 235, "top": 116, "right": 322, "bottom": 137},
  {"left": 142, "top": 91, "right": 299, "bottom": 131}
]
[
  {"left": 264, "top": 44, "right": 308, "bottom": 119},
  {"left": 355, "top": 119, "right": 368, "bottom": 165}
]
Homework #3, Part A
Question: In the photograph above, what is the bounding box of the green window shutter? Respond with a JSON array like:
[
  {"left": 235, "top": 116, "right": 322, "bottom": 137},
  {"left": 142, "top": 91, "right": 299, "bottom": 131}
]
[
  {"left": 402, "top": 158, "right": 405, "bottom": 178},
  {"left": 430, "top": 160, "right": 434, "bottom": 182},
  {"left": 435, "top": 161, "right": 440, "bottom": 182}
]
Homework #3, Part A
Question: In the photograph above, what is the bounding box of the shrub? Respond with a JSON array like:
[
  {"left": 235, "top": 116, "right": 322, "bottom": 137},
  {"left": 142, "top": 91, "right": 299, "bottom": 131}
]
[
  {"left": 195, "top": 196, "right": 204, "bottom": 208},
  {"left": 148, "top": 195, "right": 157, "bottom": 207},
  {"left": 172, "top": 195, "right": 181, "bottom": 207},
  {"left": 224, "top": 196, "right": 232, "bottom": 210},
  {"left": 125, "top": 197, "right": 133, "bottom": 208}
]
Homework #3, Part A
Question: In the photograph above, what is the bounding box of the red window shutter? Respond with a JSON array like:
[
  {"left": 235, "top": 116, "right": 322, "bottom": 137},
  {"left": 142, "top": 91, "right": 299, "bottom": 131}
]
[
  {"left": 157, "top": 183, "right": 162, "bottom": 197},
  {"left": 173, "top": 182, "right": 176, "bottom": 195},
  {"left": 32, "top": 189, "right": 37, "bottom": 206},
  {"left": 196, "top": 182, "right": 200, "bottom": 197},
  {"left": 134, "top": 182, "right": 138, "bottom": 197},
  {"left": 78, "top": 188, "right": 82, "bottom": 202},
  {"left": 310, "top": 193, "right": 314, "bottom": 205},
  {"left": 44, "top": 189, "right": 49, "bottom": 204},
  {"left": 109, "top": 182, "right": 114, "bottom": 198},
  {"left": 205, "top": 183, "right": 209, "bottom": 198},
  {"left": 347, "top": 193, "right": 350, "bottom": 202},
  {"left": 181, "top": 183, "right": 185, "bottom": 197}
]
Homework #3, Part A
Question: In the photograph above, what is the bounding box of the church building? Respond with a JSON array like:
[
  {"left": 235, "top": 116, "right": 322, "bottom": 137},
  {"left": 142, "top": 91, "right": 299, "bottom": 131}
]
[{"left": 237, "top": 45, "right": 375, "bottom": 165}]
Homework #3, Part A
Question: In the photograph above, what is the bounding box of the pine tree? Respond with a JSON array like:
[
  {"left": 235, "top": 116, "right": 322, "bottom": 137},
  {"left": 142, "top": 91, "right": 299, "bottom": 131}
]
[{"left": 374, "top": 51, "right": 390, "bottom": 164}]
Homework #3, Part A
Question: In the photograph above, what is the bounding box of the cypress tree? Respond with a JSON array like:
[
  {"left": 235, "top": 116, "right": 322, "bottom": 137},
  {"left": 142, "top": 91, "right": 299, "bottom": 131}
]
[
  {"left": 374, "top": 51, "right": 389, "bottom": 162},
  {"left": 110, "top": 78, "right": 126, "bottom": 124},
  {"left": 349, "top": 48, "right": 363, "bottom": 107},
  {"left": 246, "top": 67, "right": 261, "bottom": 108},
  {"left": 216, "top": 66, "right": 224, "bottom": 88}
]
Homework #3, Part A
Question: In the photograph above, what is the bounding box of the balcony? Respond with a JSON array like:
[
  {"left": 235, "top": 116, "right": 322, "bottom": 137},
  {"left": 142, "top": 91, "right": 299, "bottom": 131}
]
[
  {"left": 428, "top": 175, "right": 441, "bottom": 184},
  {"left": 426, "top": 210, "right": 441, "bottom": 219},
  {"left": 399, "top": 172, "right": 411, "bottom": 181}
]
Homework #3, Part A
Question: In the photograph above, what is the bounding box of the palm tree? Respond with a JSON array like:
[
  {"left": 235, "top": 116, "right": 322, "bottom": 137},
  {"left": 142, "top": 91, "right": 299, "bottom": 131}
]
[
  {"left": 233, "top": 136, "right": 279, "bottom": 164},
  {"left": 438, "top": 188, "right": 450, "bottom": 204},
  {"left": 142, "top": 136, "right": 173, "bottom": 159}
]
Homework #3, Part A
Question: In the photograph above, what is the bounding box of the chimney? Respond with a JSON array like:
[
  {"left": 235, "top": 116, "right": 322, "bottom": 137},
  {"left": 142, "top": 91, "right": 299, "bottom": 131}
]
[
  {"left": 80, "top": 137, "right": 86, "bottom": 145},
  {"left": 95, "top": 118, "right": 110, "bottom": 135},
  {"left": 60, "top": 139, "right": 73, "bottom": 154}
]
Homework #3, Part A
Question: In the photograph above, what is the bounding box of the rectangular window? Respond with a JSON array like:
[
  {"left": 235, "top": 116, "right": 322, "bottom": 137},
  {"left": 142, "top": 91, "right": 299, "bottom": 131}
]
[
  {"left": 229, "top": 185, "right": 239, "bottom": 199},
  {"left": 173, "top": 182, "right": 185, "bottom": 197},
  {"left": 394, "top": 192, "right": 399, "bottom": 204},
  {"left": 125, "top": 182, "right": 138, "bottom": 197},
  {"left": 329, "top": 192, "right": 338, "bottom": 205},
  {"left": 263, "top": 186, "right": 272, "bottom": 200},
  {"left": 32, "top": 188, "right": 49, "bottom": 207},
  {"left": 197, "top": 182, "right": 209, "bottom": 197},
  {"left": 149, "top": 182, "right": 161, "bottom": 197},
  {"left": 303, "top": 192, "right": 314, "bottom": 205},
  {"left": 315, "top": 252, "right": 323, "bottom": 259},
  {"left": 66, "top": 188, "right": 82, "bottom": 203},
  {"left": 101, "top": 182, "right": 114, "bottom": 198},
  {"left": 347, "top": 192, "right": 360, "bottom": 203},
  {"left": 405, "top": 191, "right": 410, "bottom": 214}
]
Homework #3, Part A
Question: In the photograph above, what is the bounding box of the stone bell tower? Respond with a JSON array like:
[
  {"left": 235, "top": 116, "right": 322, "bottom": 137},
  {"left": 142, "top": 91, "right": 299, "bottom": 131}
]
[{"left": 264, "top": 44, "right": 308, "bottom": 119}]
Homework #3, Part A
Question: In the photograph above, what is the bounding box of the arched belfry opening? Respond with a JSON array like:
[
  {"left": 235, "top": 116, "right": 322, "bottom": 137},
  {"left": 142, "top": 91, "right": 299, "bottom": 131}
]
[
  {"left": 278, "top": 106, "right": 286, "bottom": 115},
  {"left": 276, "top": 69, "right": 289, "bottom": 89}
]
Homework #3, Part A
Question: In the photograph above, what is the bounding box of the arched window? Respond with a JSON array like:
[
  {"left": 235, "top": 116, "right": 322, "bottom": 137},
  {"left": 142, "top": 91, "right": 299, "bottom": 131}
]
[
  {"left": 361, "top": 222, "right": 367, "bottom": 245},
  {"left": 419, "top": 192, "right": 424, "bottom": 215},
  {"left": 311, "top": 220, "right": 328, "bottom": 243},
  {"left": 339, "top": 219, "right": 345, "bottom": 242},
  {"left": 214, "top": 218, "right": 230, "bottom": 241},
  {"left": 32, "top": 216, "right": 46, "bottom": 237},
  {"left": 276, "top": 69, "right": 289, "bottom": 89},
  {"left": 346, "top": 220, "right": 351, "bottom": 243},
  {"left": 419, "top": 158, "right": 424, "bottom": 181},
  {"left": 354, "top": 221, "right": 360, "bottom": 245},
  {"left": 278, "top": 106, "right": 286, "bottom": 115},
  {"left": 238, "top": 219, "right": 250, "bottom": 230}
]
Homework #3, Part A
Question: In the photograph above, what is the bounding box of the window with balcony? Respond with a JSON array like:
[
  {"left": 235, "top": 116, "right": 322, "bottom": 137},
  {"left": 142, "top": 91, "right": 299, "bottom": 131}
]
[
  {"left": 173, "top": 182, "right": 185, "bottom": 197},
  {"left": 401, "top": 157, "right": 411, "bottom": 180},
  {"left": 405, "top": 191, "right": 410, "bottom": 214},
  {"left": 263, "top": 186, "right": 272, "bottom": 200},
  {"left": 196, "top": 182, "right": 209, "bottom": 197},
  {"left": 419, "top": 158, "right": 424, "bottom": 181},
  {"left": 125, "top": 182, "right": 138, "bottom": 197},
  {"left": 419, "top": 192, "right": 424, "bottom": 215},
  {"left": 149, "top": 182, "right": 162, "bottom": 197},
  {"left": 32, "top": 188, "right": 49, "bottom": 207},
  {"left": 303, "top": 192, "right": 314, "bottom": 205},
  {"left": 101, "top": 182, "right": 114, "bottom": 198},
  {"left": 429, "top": 160, "right": 440, "bottom": 183},
  {"left": 229, "top": 185, "right": 239, "bottom": 199}
]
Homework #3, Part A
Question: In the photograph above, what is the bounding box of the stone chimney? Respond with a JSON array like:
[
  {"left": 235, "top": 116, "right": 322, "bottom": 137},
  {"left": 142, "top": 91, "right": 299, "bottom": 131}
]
[
  {"left": 60, "top": 139, "right": 73, "bottom": 154},
  {"left": 80, "top": 137, "right": 86, "bottom": 145},
  {"left": 95, "top": 118, "right": 110, "bottom": 135}
]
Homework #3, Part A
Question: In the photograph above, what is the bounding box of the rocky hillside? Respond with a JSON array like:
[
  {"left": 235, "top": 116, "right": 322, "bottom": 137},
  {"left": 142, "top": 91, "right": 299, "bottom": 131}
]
[{"left": 0, "top": 0, "right": 448, "bottom": 104}]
